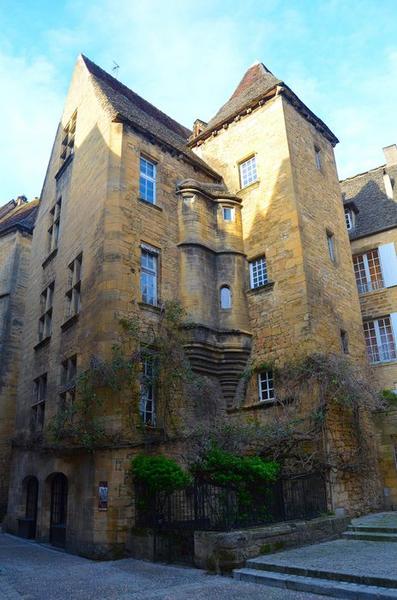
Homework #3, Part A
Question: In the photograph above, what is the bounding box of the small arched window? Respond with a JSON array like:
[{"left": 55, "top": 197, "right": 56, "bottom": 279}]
[{"left": 220, "top": 286, "right": 232, "bottom": 309}]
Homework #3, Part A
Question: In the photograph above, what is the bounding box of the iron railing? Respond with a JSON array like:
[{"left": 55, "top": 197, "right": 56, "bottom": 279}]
[{"left": 135, "top": 473, "right": 327, "bottom": 533}]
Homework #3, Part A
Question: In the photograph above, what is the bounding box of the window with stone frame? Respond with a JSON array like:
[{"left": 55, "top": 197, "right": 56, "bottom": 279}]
[
  {"left": 31, "top": 373, "right": 47, "bottom": 431},
  {"left": 222, "top": 206, "right": 234, "bottom": 222},
  {"left": 60, "top": 355, "right": 77, "bottom": 409},
  {"left": 314, "top": 145, "right": 322, "bottom": 170},
  {"left": 48, "top": 197, "right": 62, "bottom": 254},
  {"left": 140, "top": 246, "right": 159, "bottom": 306},
  {"left": 326, "top": 230, "right": 336, "bottom": 263},
  {"left": 38, "top": 282, "right": 54, "bottom": 341},
  {"left": 363, "top": 317, "right": 397, "bottom": 364},
  {"left": 66, "top": 253, "right": 82, "bottom": 319},
  {"left": 340, "top": 329, "right": 349, "bottom": 354},
  {"left": 239, "top": 155, "right": 257, "bottom": 188},
  {"left": 220, "top": 286, "right": 232, "bottom": 309},
  {"left": 139, "top": 156, "right": 157, "bottom": 204},
  {"left": 60, "top": 110, "right": 77, "bottom": 163},
  {"left": 140, "top": 355, "right": 156, "bottom": 426},
  {"left": 353, "top": 249, "right": 384, "bottom": 294},
  {"left": 258, "top": 370, "right": 275, "bottom": 402},
  {"left": 249, "top": 256, "right": 268, "bottom": 289}
]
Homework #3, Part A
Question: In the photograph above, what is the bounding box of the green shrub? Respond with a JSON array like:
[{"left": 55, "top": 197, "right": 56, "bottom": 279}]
[
  {"left": 192, "top": 446, "right": 280, "bottom": 488},
  {"left": 131, "top": 454, "right": 191, "bottom": 494}
]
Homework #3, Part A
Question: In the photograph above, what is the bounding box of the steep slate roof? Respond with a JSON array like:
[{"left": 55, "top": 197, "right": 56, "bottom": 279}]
[
  {"left": 80, "top": 55, "right": 221, "bottom": 180},
  {"left": 0, "top": 199, "right": 39, "bottom": 237},
  {"left": 340, "top": 164, "right": 397, "bottom": 240},
  {"left": 191, "top": 62, "right": 338, "bottom": 146},
  {"left": 205, "top": 62, "right": 281, "bottom": 132}
]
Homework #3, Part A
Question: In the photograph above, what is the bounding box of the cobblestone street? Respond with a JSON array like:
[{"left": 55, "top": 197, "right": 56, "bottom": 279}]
[{"left": 0, "top": 533, "right": 325, "bottom": 600}]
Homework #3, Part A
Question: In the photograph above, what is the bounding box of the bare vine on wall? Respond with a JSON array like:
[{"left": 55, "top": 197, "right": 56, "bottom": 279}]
[
  {"left": 46, "top": 301, "right": 215, "bottom": 449},
  {"left": 186, "top": 353, "right": 384, "bottom": 478}
]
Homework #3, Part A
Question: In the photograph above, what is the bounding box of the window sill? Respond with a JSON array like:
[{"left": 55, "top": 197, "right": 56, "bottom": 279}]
[
  {"left": 55, "top": 153, "right": 74, "bottom": 180},
  {"left": 34, "top": 336, "right": 51, "bottom": 351},
  {"left": 371, "top": 359, "right": 397, "bottom": 367},
  {"left": 246, "top": 281, "right": 275, "bottom": 295},
  {"left": 138, "top": 301, "right": 162, "bottom": 313},
  {"left": 138, "top": 198, "right": 162, "bottom": 211},
  {"left": 228, "top": 400, "right": 277, "bottom": 413},
  {"left": 358, "top": 286, "right": 386, "bottom": 296},
  {"left": 42, "top": 247, "right": 58, "bottom": 268},
  {"left": 61, "top": 313, "right": 79, "bottom": 332},
  {"left": 239, "top": 179, "right": 260, "bottom": 193}
]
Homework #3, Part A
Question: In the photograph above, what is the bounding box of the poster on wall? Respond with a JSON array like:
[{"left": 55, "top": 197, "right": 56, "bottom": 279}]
[{"left": 98, "top": 481, "right": 108, "bottom": 511}]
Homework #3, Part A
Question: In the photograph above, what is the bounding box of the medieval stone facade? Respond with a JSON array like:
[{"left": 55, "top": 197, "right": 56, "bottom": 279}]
[
  {"left": 341, "top": 145, "right": 397, "bottom": 508},
  {"left": 4, "top": 56, "right": 384, "bottom": 556},
  {"left": 0, "top": 196, "right": 38, "bottom": 517}
]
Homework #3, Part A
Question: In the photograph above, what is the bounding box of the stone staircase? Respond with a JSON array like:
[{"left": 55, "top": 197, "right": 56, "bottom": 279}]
[{"left": 234, "top": 512, "right": 397, "bottom": 599}]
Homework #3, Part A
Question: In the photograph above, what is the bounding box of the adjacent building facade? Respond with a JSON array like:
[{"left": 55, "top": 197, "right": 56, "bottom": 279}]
[
  {"left": 341, "top": 145, "right": 397, "bottom": 508},
  {"left": 4, "top": 56, "right": 381, "bottom": 556},
  {"left": 0, "top": 196, "right": 39, "bottom": 517}
]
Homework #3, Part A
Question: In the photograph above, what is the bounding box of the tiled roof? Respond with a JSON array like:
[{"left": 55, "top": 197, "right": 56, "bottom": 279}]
[
  {"left": 80, "top": 55, "right": 221, "bottom": 180},
  {"left": 0, "top": 199, "right": 39, "bottom": 237},
  {"left": 204, "top": 62, "right": 281, "bottom": 133},
  {"left": 340, "top": 164, "right": 397, "bottom": 240},
  {"left": 191, "top": 62, "right": 338, "bottom": 146}
]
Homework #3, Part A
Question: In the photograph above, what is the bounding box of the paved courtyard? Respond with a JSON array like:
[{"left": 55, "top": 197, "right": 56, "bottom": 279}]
[{"left": 0, "top": 533, "right": 325, "bottom": 600}]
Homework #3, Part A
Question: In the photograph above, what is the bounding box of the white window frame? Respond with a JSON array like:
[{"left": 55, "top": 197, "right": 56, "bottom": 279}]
[
  {"left": 353, "top": 249, "right": 384, "bottom": 294},
  {"left": 344, "top": 208, "right": 354, "bottom": 231},
  {"left": 220, "top": 286, "right": 232, "bottom": 309},
  {"left": 222, "top": 207, "right": 234, "bottom": 222},
  {"left": 140, "top": 357, "right": 156, "bottom": 426},
  {"left": 140, "top": 247, "right": 158, "bottom": 306},
  {"left": 327, "top": 231, "right": 336, "bottom": 263},
  {"left": 139, "top": 156, "right": 157, "bottom": 204},
  {"left": 314, "top": 146, "right": 322, "bottom": 170},
  {"left": 258, "top": 371, "right": 275, "bottom": 402},
  {"left": 249, "top": 256, "right": 268, "bottom": 289},
  {"left": 364, "top": 317, "right": 397, "bottom": 364},
  {"left": 239, "top": 156, "right": 257, "bottom": 188}
]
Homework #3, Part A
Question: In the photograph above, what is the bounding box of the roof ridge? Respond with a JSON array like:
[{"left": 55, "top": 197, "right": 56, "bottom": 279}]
[
  {"left": 340, "top": 163, "right": 386, "bottom": 183},
  {"left": 80, "top": 54, "right": 191, "bottom": 139}
]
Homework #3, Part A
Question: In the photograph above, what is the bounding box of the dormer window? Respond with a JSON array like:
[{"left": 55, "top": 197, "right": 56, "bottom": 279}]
[
  {"left": 239, "top": 156, "right": 257, "bottom": 188},
  {"left": 344, "top": 208, "right": 354, "bottom": 231}
]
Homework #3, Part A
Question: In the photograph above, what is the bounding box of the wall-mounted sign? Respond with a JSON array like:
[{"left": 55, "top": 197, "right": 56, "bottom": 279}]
[{"left": 98, "top": 481, "right": 108, "bottom": 511}]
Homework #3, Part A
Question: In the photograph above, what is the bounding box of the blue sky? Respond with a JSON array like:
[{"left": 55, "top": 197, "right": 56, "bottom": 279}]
[{"left": 1, "top": 0, "right": 396, "bottom": 200}]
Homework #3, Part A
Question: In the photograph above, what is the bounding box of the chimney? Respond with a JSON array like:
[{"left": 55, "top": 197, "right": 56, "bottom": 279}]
[
  {"left": 15, "top": 195, "right": 27, "bottom": 206},
  {"left": 192, "top": 119, "right": 207, "bottom": 138},
  {"left": 383, "top": 144, "right": 397, "bottom": 167}
]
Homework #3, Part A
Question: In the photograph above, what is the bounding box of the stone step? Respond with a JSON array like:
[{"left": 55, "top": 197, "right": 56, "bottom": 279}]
[
  {"left": 233, "top": 568, "right": 397, "bottom": 599},
  {"left": 348, "top": 525, "right": 397, "bottom": 534},
  {"left": 342, "top": 531, "right": 397, "bottom": 542},
  {"left": 244, "top": 557, "right": 397, "bottom": 588}
]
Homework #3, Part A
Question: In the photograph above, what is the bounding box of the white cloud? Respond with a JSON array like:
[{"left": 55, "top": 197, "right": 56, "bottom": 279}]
[
  {"left": 0, "top": 52, "right": 64, "bottom": 200},
  {"left": 0, "top": 1, "right": 396, "bottom": 197}
]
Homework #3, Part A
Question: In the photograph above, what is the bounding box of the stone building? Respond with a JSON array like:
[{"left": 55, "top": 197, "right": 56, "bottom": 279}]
[
  {"left": 341, "top": 144, "right": 397, "bottom": 508},
  {"left": 5, "top": 56, "right": 380, "bottom": 556},
  {"left": 0, "top": 196, "right": 39, "bottom": 518}
]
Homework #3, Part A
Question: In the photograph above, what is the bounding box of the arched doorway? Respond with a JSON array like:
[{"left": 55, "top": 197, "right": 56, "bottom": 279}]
[
  {"left": 49, "top": 473, "right": 68, "bottom": 548},
  {"left": 18, "top": 476, "right": 38, "bottom": 539}
]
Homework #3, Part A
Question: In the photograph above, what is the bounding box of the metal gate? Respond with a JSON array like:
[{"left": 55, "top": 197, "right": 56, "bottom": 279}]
[{"left": 50, "top": 473, "right": 68, "bottom": 548}]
